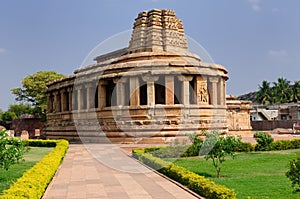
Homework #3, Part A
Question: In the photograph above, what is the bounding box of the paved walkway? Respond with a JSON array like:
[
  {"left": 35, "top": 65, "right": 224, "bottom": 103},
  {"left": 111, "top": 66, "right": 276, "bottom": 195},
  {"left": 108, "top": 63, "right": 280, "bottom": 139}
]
[{"left": 43, "top": 144, "right": 201, "bottom": 199}]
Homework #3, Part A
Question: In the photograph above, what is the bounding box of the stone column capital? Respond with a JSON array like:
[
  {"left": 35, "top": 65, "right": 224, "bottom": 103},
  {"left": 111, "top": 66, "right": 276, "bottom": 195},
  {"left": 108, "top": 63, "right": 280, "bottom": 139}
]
[
  {"left": 196, "top": 76, "right": 208, "bottom": 82},
  {"left": 177, "top": 75, "right": 193, "bottom": 82},
  {"left": 59, "top": 88, "right": 67, "bottom": 94},
  {"left": 74, "top": 85, "right": 83, "bottom": 90},
  {"left": 85, "top": 82, "right": 95, "bottom": 88},
  {"left": 99, "top": 80, "right": 108, "bottom": 86},
  {"left": 67, "top": 87, "right": 73, "bottom": 92},
  {"left": 142, "top": 74, "right": 159, "bottom": 82},
  {"left": 209, "top": 76, "right": 219, "bottom": 83},
  {"left": 113, "top": 77, "right": 128, "bottom": 84}
]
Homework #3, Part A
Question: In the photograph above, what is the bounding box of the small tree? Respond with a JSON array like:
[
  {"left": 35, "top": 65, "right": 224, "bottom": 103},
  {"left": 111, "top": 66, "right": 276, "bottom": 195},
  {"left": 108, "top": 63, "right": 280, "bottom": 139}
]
[
  {"left": 8, "top": 103, "right": 34, "bottom": 118},
  {"left": 0, "top": 129, "right": 27, "bottom": 170},
  {"left": 183, "top": 132, "right": 203, "bottom": 157},
  {"left": 200, "top": 131, "right": 241, "bottom": 178},
  {"left": 11, "top": 71, "right": 66, "bottom": 117},
  {"left": 286, "top": 157, "right": 300, "bottom": 192},
  {"left": 1, "top": 111, "right": 17, "bottom": 122},
  {"left": 254, "top": 132, "right": 274, "bottom": 151}
]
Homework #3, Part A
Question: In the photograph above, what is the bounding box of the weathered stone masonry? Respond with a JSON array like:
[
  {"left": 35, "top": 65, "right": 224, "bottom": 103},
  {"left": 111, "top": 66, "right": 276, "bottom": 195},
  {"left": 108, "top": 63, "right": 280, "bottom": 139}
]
[{"left": 45, "top": 9, "right": 251, "bottom": 143}]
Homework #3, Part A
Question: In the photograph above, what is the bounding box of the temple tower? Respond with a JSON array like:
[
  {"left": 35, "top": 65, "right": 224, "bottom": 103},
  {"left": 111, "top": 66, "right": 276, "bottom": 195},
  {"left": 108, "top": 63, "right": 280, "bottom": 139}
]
[{"left": 45, "top": 9, "right": 229, "bottom": 143}]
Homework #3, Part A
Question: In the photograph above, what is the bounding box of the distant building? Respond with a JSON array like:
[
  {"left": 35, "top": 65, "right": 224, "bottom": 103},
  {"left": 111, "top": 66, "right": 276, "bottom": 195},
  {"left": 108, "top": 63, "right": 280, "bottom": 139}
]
[
  {"left": 250, "top": 106, "right": 278, "bottom": 121},
  {"left": 251, "top": 103, "right": 300, "bottom": 131},
  {"left": 278, "top": 103, "right": 300, "bottom": 120},
  {"left": 251, "top": 103, "right": 300, "bottom": 121}
]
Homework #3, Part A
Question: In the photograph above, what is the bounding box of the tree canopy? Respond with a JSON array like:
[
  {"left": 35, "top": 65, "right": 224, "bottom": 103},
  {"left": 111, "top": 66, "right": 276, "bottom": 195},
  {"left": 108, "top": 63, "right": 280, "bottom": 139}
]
[
  {"left": 11, "top": 71, "right": 66, "bottom": 115},
  {"left": 256, "top": 78, "right": 300, "bottom": 105},
  {"left": 7, "top": 103, "right": 34, "bottom": 118}
]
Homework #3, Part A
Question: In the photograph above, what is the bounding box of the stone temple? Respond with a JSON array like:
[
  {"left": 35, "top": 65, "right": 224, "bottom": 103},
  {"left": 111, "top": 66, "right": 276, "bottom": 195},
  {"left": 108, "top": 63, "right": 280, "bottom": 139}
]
[{"left": 45, "top": 9, "right": 251, "bottom": 143}]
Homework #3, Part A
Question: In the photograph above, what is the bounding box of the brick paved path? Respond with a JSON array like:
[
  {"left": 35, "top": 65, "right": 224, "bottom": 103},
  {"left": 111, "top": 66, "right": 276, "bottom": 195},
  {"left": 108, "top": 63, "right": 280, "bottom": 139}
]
[{"left": 42, "top": 144, "right": 201, "bottom": 199}]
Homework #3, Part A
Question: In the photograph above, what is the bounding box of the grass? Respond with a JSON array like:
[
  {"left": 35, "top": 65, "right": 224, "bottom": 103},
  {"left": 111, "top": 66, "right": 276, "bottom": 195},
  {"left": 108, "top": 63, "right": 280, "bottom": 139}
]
[
  {"left": 0, "top": 146, "right": 53, "bottom": 193},
  {"left": 171, "top": 149, "right": 300, "bottom": 199}
]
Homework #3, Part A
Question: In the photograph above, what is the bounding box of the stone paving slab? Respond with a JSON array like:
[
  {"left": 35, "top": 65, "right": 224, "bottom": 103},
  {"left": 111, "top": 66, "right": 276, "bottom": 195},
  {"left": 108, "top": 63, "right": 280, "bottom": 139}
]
[{"left": 42, "top": 144, "right": 201, "bottom": 199}]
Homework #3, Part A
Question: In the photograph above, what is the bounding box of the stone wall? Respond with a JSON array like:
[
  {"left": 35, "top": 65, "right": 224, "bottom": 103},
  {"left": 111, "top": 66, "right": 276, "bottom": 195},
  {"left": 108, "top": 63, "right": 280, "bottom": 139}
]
[
  {"left": 226, "top": 96, "right": 252, "bottom": 131},
  {"left": 10, "top": 118, "right": 44, "bottom": 138},
  {"left": 251, "top": 120, "right": 299, "bottom": 131}
]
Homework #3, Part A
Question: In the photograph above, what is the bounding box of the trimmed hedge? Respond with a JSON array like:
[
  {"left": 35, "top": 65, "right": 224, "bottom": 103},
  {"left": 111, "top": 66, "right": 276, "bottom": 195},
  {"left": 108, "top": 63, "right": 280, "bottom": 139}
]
[
  {"left": 143, "top": 139, "right": 300, "bottom": 155},
  {"left": 272, "top": 139, "right": 300, "bottom": 151},
  {"left": 234, "top": 142, "right": 254, "bottom": 152},
  {"left": 27, "top": 140, "right": 57, "bottom": 147},
  {"left": 0, "top": 139, "right": 69, "bottom": 199},
  {"left": 132, "top": 149, "right": 236, "bottom": 199}
]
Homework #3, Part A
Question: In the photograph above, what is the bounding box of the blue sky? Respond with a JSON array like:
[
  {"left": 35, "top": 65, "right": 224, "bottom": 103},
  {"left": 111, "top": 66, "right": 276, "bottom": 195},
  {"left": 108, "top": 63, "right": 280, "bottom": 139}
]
[{"left": 1, "top": 0, "right": 300, "bottom": 110}]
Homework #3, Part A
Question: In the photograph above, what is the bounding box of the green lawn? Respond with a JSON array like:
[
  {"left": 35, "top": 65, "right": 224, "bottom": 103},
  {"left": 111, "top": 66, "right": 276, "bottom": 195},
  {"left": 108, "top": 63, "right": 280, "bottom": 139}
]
[
  {"left": 172, "top": 149, "right": 300, "bottom": 199},
  {"left": 0, "top": 146, "right": 53, "bottom": 193}
]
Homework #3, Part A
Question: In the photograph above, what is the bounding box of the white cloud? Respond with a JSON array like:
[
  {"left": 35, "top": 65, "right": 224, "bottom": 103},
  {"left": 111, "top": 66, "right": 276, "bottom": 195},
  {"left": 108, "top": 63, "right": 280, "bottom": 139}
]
[
  {"left": 248, "top": 0, "right": 261, "bottom": 12},
  {"left": 268, "top": 49, "right": 288, "bottom": 57},
  {"left": 0, "top": 48, "right": 6, "bottom": 54}
]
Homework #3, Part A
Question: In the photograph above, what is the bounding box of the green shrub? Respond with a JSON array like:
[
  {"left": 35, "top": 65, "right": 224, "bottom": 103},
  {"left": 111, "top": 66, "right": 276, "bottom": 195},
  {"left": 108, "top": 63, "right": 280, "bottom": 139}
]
[
  {"left": 27, "top": 140, "right": 57, "bottom": 147},
  {"left": 144, "top": 146, "right": 165, "bottom": 153},
  {"left": 273, "top": 140, "right": 293, "bottom": 150},
  {"left": 132, "top": 148, "right": 145, "bottom": 157},
  {"left": 183, "top": 133, "right": 203, "bottom": 157},
  {"left": 150, "top": 145, "right": 189, "bottom": 158},
  {"left": 0, "top": 139, "right": 68, "bottom": 199},
  {"left": 143, "top": 133, "right": 204, "bottom": 158},
  {"left": 0, "top": 130, "right": 28, "bottom": 170},
  {"left": 254, "top": 132, "right": 274, "bottom": 151},
  {"left": 286, "top": 156, "right": 300, "bottom": 192},
  {"left": 234, "top": 142, "right": 254, "bottom": 152},
  {"left": 291, "top": 139, "right": 300, "bottom": 149},
  {"left": 132, "top": 149, "right": 236, "bottom": 199}
]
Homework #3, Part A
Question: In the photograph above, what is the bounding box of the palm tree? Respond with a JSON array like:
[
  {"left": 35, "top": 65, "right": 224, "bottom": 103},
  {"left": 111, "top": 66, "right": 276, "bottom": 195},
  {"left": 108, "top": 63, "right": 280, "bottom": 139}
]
[
  {"left": 291, "top": 81, "right": 300, "bottom": 102},
  {"left": 256, "top": 80, "right": 272, "bottom": 105},
  {"left": 273, "top": 77, "right": 291, "bottom": 104}
]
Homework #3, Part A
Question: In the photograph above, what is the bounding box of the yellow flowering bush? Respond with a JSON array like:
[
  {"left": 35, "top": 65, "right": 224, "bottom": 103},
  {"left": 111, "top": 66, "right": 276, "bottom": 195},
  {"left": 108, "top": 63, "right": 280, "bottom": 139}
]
[
  {"left": 0, "top": 139, "right": 68, "bottom": 199},
  {"left": 132, "top": 148, "right": 236, "bottom": 199}
]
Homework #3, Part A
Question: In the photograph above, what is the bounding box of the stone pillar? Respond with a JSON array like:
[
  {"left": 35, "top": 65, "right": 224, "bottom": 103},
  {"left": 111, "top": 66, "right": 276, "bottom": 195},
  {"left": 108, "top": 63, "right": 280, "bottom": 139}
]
[
  {"left": 142, "top": 74, "right": 159, "bottom": 107},
  {"left": 195, "top": 76, "right": 209, "bottom": 105},
  {"left": 209, "top": 77, "right": 219, "bottom": 106},
  {"left": 67, "top": 87, "right": 73, "bottom": 111},
  {"left": 76, "top": 86, "right": 84, "bottom": 110},
  {"left": 165, "top": 76, "right": 174, "bottom": 105},
  {"left": 129, "top": 76, "right": 140, "bottom": 106},
  {"left": 113, "top": 78, "right": 127, "bottom": 106},
  {"left": 223, "top": 79, "right": 226, "bottom": 105},
  {"left": 60, "top": 89, "right": 67, "bottom": 112},
  {"left": 220, "top": 78, "right": 226, "bottom": 106},
  {"left": 98, "top": 80, "right": 107, "bottom": 108},
  {"left": 178, "top": 76, "right": 193, "bottom": 106},
  {"left": 53, "top": 91, "right": 61, "bottom": 112},
  {"left": 86, "top": 83, "right": 96, "bottom": 109},
  {"left": 47, "top": 93, "right": 53, "bottom": 113}
]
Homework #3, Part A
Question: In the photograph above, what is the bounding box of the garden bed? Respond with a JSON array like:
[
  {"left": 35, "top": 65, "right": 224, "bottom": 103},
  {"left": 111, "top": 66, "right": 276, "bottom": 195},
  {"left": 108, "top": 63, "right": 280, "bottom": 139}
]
[
  {"left": 173, "top": 150, "right": 300, "bottom": 199},
  {"left": 0, "top": 139, "right": 68, "bottom": 199},
  {"left": 0, "top": 146, "right": 53, "bottom": 193}
]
